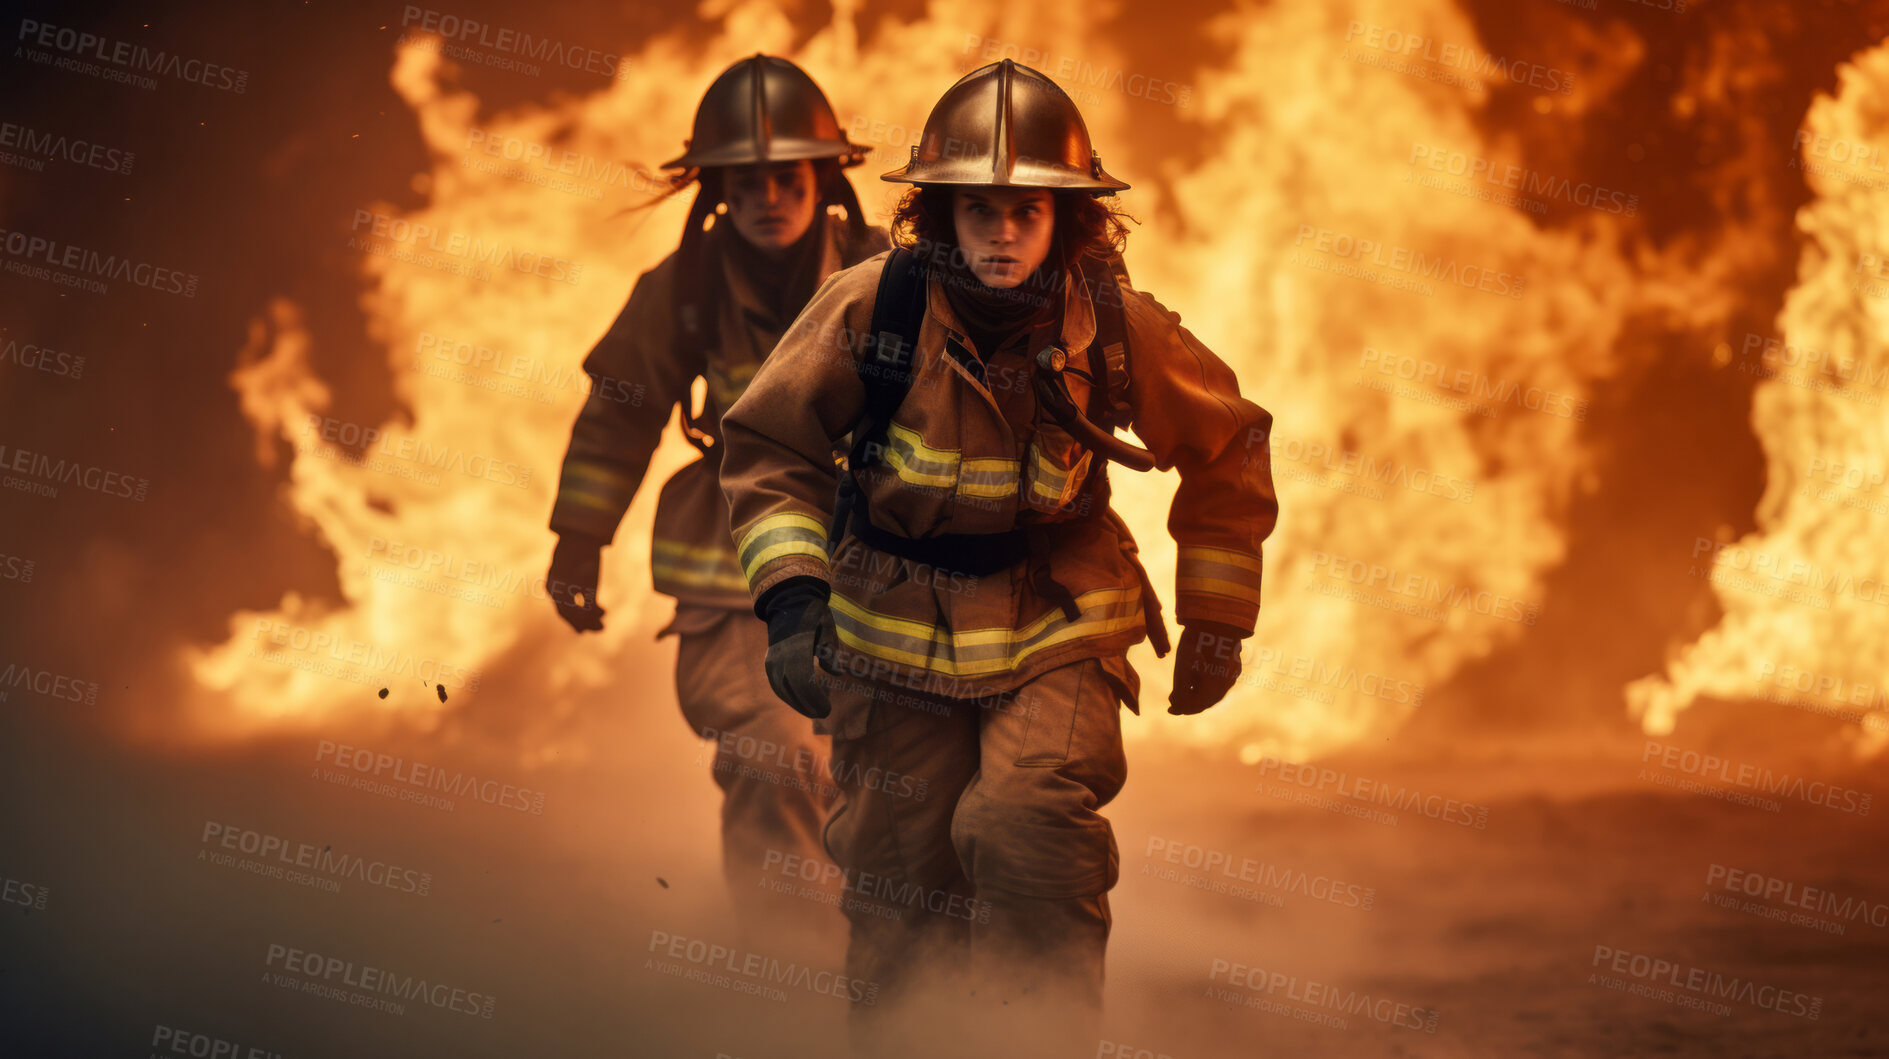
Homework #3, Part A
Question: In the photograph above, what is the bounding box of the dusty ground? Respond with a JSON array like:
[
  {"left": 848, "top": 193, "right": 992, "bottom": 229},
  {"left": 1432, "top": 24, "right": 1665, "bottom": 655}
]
[{"left": 5, "top": 689, "right": 1885, "bottom": 1059}]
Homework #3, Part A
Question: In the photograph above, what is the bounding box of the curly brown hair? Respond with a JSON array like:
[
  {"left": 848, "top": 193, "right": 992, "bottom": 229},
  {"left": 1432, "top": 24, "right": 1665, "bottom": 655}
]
[{"left": 889, "top": 185, "right": 1134, "bottom": 269}]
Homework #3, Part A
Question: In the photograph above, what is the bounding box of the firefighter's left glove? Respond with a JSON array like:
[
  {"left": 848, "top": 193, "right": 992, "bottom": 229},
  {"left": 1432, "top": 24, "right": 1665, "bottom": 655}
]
[
  {"left": 1168, "top": 621, "right": 1248, "bottom": 715},
  {"left": 548, "top": 532, "right": 607, "bottom": 633},
  {"left": 759, "top": 576, "right": 838, "bottom": 720}
]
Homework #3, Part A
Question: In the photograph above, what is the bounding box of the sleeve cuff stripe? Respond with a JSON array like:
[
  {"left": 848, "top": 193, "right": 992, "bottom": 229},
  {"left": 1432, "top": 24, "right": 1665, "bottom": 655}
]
[
  {"left": 1177, "top": 577, "right": 1262, "bottom": 604},
  {"left": 1178, "top": 546, "right": 1263, "bottom": 574},
  {"left": 743, "top": 541, "right": 830, "bottom": 583},
  {"left": 557, "top": 490, "right": 624, "bottom": 512}
]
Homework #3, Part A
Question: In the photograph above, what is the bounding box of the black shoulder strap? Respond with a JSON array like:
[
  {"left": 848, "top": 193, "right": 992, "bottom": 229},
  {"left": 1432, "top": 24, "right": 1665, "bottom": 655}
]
[
  {"left": 854, "top": 246, "right": 928, "bottom": 469},
  {"left": 1079, "top": 254, "right": 1133, "bottom": 428},
  {"left": 671, "top": 198, "right": 722, "bottom": 457},
  {"left": 827, "top": 247, "right": 927, "bottom": 553}
]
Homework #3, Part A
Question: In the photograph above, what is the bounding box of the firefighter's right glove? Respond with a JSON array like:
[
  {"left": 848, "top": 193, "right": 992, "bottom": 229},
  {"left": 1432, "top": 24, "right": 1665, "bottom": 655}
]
[
  {"left": 760, "top": 577, "right": 838, "bottom": 720},
  {"left": 1168, "top": 621, "right": 1248, "bottom": 715},
  {"left": 548, "top": 532, "right": 607, "bottom": 633}
]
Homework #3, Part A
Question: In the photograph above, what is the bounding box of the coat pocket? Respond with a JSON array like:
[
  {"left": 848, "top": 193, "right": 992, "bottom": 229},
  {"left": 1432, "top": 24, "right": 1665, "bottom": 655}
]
[
  {"left": 863, "top": 418, "right": 960, "bottom": 538},
  {"left": 1021, "top": 423, "right": 1094, "bottom": 515}
]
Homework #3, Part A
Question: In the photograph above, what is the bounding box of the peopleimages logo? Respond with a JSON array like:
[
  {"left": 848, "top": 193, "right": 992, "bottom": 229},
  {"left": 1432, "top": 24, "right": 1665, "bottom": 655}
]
[
  {"left": 200, "top": 821, "right": 432, "bottom": 896},
  {"left": 646, "top": 930, "right": 879, "bottom": 1005},
  {"left": 0, "top": 660, "right": 99, "bottom": 705},
  {"left": 1590, "top": 945, "right": 1821, "bottom": 1020},
  {"left": 1293, "top": 225, "right": 1526, "bottom": 300},
  {"left": 1407, "top": 144, "right": 1636, "bottom": 216},
  {"left": 1705, "top": 863, "right": 1889, "bottom": 932},
  {"left": 349, "top": 210, "right": 581, "bottom": 285},
  {"left": 397, "top": 7, "right": 629, "bottom": 79},
  {"left": 15, "top": 18, "right": 250, "bottom": 93},
  {"left": 1208, "top": 957, "right": 1440, "bottom": 1033},
  {"left": 1256, "top": 757, "right": 1487, "bottom": 828},
  {"left": 0, "top": 227, "right": 198, "bottom": 297},
  {"left": 0, "top": 119, "right": 134, "bottom": 175},
  {"left": 264, "top": 943, "right": 496, "bottom": 1018},
  {"left": 1342, "top": 21, "right": 1574, "bottom": 95},
  {"left": 1144, "top": 836, "right": 1377, "bottom": 910},
  {"left": 1, "top": 335, "right": 86, "bottom": 379},
  {"left": 1640, "top": 741, "right": 1872, "bottom": 815},
  {"left": 0, "top": 441, "right": 149, "bottom": 500},
  {"left": 313, "top": 740, "right": 543, "bottom": 814}
]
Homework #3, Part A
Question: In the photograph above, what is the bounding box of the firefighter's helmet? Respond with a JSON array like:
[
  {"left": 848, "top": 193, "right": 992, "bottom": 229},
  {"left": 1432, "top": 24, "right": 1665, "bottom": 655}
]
[
  {"left": 662, "top": 54, "right": 868, "bottom": 171},
  {"left": 881, "top": 59, "right": 1128, "bottom": 192}
]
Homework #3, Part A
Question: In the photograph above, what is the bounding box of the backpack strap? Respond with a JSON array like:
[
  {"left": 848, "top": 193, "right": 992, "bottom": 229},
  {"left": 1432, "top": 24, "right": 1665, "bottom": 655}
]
[
  {"left": 1077, "top": 254, "right": 1171, "bottom": 656},
  {"left": 1079, "top": 253, "right": 1134, "bottom": 430},
  {"left": 827, "top": 247, "right": 928, "bottom": 554},
  {"left": 856, "top": 247, "right": 929, "bottom": 467},
  {"left": 670, "top": 197, "right": 723, "bottom": 458}
]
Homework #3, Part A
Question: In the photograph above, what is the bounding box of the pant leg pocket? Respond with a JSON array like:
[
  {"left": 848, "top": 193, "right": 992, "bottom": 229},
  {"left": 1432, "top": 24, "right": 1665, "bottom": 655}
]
[
  {"left": 810, "top": 658, "right": 869, "bottom": 740},
  {"left": 1012, "top": 661, "right": 1089, "bottom": 767}
]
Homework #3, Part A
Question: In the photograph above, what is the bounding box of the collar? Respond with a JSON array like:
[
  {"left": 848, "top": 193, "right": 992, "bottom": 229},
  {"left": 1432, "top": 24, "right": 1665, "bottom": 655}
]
[
  {"left": 924, "top": 262, "right": 1097, "bottom": 356},
  {"left": 716, "top": 214, "right": 846, "bottom": 328}
]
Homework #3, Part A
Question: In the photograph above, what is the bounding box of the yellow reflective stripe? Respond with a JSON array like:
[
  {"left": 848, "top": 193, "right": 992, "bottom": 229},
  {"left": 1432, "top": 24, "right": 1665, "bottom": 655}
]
[
  {"left": 958, "top": 457, "right": 1019, "bottom": 499},
  {"left": 737, "top": 512, "right": 829, "bottom": 582},
  {"left": 746, "top": 540, "right": 828, "bottom": 578},
  {"left": 558, "top": 461, "right": 636, "bottom": 510},
  {"left": 563, "top": 461, "right": 633, "bottom": 486},
  {"left": 1178, "top": 546, "right": 1263, "bottom": 574},
  {"left": 1024, "top": 438, "right": 1091, "bottom": 506},
  {"left": 1177, "top": 576, "right": 1262, "bottom": 604},
  {"left": 887, "top": 421, "right": 955, "bottom": 463},
  {"left": 885, "top": 452, "right": 956, "bottom": 489},
  {"left": 736, "top": 512, "right": 825, "bottom": 553},
  {"left": 884, "top": 421, "right": 959, "bottom": 489},
  {"left": 829, "top": 595, "right": 942, "bottom": 643},
  {"left": 654, "top": 567, "right": 749, "bottom": 591},
  {"left": 1176, "top": 546, "right": 1263, "bottom": 604},
  {"left": 707, "top": 362, "right": 758, "bottom": 409},
  {"left": 828, "top": 587, "right": 1142, "bottom": 676},
  {"left": 557, "top": 489, "right": 620, "bottom": 512},
  {"left": 832, "top": 612, "right": 1143, "bottom": 675},
  {"left": 1026, "top": 446, "right": 1072, "bottom": 503},
  {"left": 654, "top": 540, "right": 749, "bottom": 593},
  {"left": 653, "top": 540, "right": 736, "bottom": 561},
  {"left": 654, "top": 569, "right": 749, "bottom": 590}
]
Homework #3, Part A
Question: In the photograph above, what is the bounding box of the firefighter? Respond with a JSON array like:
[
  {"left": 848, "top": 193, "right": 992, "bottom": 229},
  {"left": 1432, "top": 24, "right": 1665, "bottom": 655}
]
[
  {"left": 719, "top": 60, "right": 1279, "bottom": 1058},
  {"left": 545, "top": 54, "right": 888, "bottom": 954}
]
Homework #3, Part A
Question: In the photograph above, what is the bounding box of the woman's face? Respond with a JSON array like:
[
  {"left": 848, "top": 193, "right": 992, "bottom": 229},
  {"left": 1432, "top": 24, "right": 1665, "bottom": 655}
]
[
  {"left": 723, "top": 160, "right": 818, "bottom": 255},
  {"left": 951, "top": 187, "right": 1054, "bottom": 289}
]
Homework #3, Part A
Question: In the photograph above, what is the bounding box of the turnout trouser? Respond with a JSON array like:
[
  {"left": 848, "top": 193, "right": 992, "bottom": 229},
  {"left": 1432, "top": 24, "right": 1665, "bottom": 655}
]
[
  {"left": 672, "top": 607, "right": 841, "bottom": 957},
  {"left": 815, "top": 655, "right": 1130, "bottom": 1059}
]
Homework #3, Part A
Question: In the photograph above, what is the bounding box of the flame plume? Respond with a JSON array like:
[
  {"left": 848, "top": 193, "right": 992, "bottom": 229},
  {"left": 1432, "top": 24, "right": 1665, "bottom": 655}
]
[
  {"left": 183, "top": 0, "right": 1650, "bottom": 764},
  {"left": 1630, "top": 40, "right": 1889, "bottom": 755}
]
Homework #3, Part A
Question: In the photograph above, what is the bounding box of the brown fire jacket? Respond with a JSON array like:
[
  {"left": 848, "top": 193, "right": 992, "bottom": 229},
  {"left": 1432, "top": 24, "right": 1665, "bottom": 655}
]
[
  {"left": 549, "top": 214, "right": 890, "bottom": 611},
  {"left": 719, "top": 251, "right": 1279, "bottom": 708}
]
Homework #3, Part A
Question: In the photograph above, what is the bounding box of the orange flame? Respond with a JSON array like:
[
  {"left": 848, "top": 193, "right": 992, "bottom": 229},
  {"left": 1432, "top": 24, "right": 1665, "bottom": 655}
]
[
  {"left": 1630, "top": 41, "right": 1889, "bottom": 757},
  {"left": 180, "top": 0, "right": 1650, "bottom": 764}
]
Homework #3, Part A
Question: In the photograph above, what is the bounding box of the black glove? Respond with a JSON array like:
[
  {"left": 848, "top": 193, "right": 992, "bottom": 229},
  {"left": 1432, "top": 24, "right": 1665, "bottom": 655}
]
[
  {"left": 547, "top": 532, "right": 607, "bottom": 633},
  {"left": 1168, "top": 621, "right": 1248, "bottom": 715},
  {"left": 759, "top": 577, "right": 838, "bottom": 719}
]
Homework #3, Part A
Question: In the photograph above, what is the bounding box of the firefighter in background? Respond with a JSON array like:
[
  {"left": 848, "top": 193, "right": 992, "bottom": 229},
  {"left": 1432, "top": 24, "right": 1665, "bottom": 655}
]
[
  {"left": 546, "top": 54, "right": 888, "bottom": 952},
  {"left": 720, "top": 60, "right": 1279, "bottom": 1058}
]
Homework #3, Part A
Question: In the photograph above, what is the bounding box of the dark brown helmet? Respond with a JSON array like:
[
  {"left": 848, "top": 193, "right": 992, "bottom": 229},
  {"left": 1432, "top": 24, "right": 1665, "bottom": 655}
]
[
  {"left": 663, "top": 54, "right": 868, "bottom": 171},
  {"left": 881, "top": 59, "right": 1128, "bottom": 192}
]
